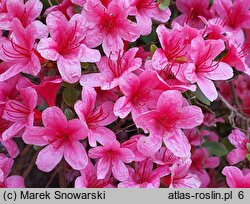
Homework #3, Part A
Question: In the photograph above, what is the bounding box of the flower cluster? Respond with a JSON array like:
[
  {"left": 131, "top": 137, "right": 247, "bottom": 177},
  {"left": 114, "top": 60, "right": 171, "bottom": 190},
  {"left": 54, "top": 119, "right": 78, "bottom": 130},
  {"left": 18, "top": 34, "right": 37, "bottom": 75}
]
[{"left": 0, "top": 0, "right": 250, "bottom": 188}]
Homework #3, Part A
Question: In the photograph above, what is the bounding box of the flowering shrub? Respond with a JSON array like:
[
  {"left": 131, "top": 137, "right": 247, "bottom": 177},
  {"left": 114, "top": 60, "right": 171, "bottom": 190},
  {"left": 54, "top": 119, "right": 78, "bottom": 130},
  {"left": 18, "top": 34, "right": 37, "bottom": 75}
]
[{"left": 0, "top": 0, "right": 250, "bottom": 188}]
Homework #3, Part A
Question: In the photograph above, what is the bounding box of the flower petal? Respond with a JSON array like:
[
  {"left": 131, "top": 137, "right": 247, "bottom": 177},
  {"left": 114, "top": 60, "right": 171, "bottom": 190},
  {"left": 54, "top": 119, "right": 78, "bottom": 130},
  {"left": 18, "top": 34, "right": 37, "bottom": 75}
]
[
  {"left": 36, "top": 145, "right": 64, "bottom": 172},
  {"left": 57, "top": 57, "right": 81, "bottom": 83},
  {"left": 64, "top": 141, "right": 88, "bottom": 170}
]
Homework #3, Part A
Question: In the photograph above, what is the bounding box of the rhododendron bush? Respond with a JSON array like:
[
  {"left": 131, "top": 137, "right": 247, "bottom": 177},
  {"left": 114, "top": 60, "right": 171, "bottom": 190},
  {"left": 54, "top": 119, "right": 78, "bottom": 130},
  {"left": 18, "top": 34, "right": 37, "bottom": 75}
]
[{"left": 1, "top": 0, "right": 250, "bottom": 188}]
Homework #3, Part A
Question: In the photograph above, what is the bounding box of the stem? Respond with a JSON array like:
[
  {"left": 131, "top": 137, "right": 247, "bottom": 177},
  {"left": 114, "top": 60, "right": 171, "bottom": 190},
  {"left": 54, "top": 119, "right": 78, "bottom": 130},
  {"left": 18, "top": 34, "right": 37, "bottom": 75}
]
[
  {"left": 47, "top": 0, "right": 53, "bottom": 6},
  {"left": 218, "top": 93, "right": 250, "bottom": 138},
  {"left": 115, "top": 123, "right": 136, "bottom": 134}
]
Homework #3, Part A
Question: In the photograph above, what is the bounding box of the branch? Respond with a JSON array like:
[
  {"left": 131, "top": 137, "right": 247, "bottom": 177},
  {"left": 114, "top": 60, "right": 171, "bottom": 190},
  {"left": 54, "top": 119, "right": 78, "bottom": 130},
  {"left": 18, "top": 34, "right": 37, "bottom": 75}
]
[{"left": 218, "top": 93, "right": 250, "bottom": 138}]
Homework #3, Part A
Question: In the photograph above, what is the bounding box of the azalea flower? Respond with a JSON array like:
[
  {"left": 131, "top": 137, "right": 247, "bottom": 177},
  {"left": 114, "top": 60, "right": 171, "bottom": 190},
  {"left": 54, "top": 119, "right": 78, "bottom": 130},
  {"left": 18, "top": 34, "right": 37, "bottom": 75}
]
[
  {"left": 0, "top": 154, "right": 25, "bottom": 188},
  {"left": 121, "top": 135, "right": 146, "bottom": 161},
  {"left": 75, "top": 160, "right": 113, "bottom": 188},
  {"left": 152, "top": 24, "right": 199, "bottom": 71},
  {"left": 2, "top": 87, "right": 41, "bottom": 141},
  {"left": 183, "top": 128, "right": 201, "bottom": 146},
  {"left": 23, "top": 106, "right": 88, "bottom": 172},
  {"left": 33, "top": 77, "right": 62, "bottom": 107},
  {"left": 0, "top": 18, "right": 44, "bottom": 81},
  {"left": 128, "top": 0, "right": 171, "bottom": 35},
  {"left": 162, "top": 158, "right": 201, "bottom": 188},
  {"left": 37, "top": 11, "right": 101, "bottom": 83},
  {"left": 0, "top": 0, "right": 43, "bottom": 30},
  {"left": 88, "top": 137, "right": 135, "bottom": 181},
  {"left": 118, "top": 158, "right": 170, "bottom": 188},
  {"left": 45, "top": 0, "right": 74, "bottom": 19},
  {"left": 190, "top": 148, "right": 220, "bottom": 187},
  {"left": 0, "top": 118, "right": 19, "bottom": 158},
  {"left": 82, "top": 0, "right": 140, "bottom": 59},
  {"left": 114, "top": 70, "right": 161, "bottom": 119},
  {"left": 175, "top": 0, "right": 211, "bottom": 28},
  {"left": 71, "top": 0, "right": 86, "bottom": 6},
  {"left": 80, "top": 47, "right": 142, "bottom": 90},
  {"left": 226, "top": 129, "right": 250, "bottom": 165},
  {"left": 222, "top": 166, "right": 250, "bottom": 188},
  {"left": 136, "top": 90, "right": 203, "bottom": 157},
  {"left": 211, "top": 0, "right": 250, "bottom": 31},
  {"left": 222, "top": 39, "right": 250, "bottom": 74},
  {"left": 183, "top": 36, "right": 233, "bottom": 101},
  {"left": 74, "top": 86, "right": 117, "bottom": 147}
]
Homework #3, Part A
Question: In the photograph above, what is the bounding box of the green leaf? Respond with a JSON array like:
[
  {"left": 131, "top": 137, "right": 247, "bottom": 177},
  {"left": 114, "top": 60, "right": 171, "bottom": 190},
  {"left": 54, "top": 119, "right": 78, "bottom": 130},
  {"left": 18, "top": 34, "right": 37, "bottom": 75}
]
[
  {"left": 246, "top": 154, "right": 250, "bottom": 161},
  {"left": 203, "top": 141, "right": 228, "bottom": 156},
  {"left": 62, "top": 85, "right": 78, "bottom": 107},
  {"left": 194, "top": 86, "right": 211, "bottom": 105},
  {"left": 64, "top": 108, "right": 75, "bottom": 120},
  {"left": 157, "top": 0, "right": 171, "bottom": 10},
  {"left": 247, "top": 143, "right": 250, "bottom": 152},
  {"left": 150, "top": 44, "right": 158, "bottom": 55},
  {"left": 221, "top": 138, "right": 234, "bottom": 152},
  {"left": 209, "top": 0, "right": 214, "bottom": 5},
  {"left": 141, "top": 26, "right": 156, "bottom": 44}
]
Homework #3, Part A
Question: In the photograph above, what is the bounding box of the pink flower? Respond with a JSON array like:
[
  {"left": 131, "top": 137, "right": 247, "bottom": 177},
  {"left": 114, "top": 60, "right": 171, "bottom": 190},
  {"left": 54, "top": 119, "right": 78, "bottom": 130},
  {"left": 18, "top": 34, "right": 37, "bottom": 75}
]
[
  {"left": 74, "top": 86, "right": 117, "bottom": 147},
  {"left": 0, "top": 76, "right": 19, "bottom": 110},
  {"left": 2, "top": 87, "right": 40, "bottom": 141},
  {"left": 191, "top": 148, "right": 220, "bottom": 187},
  {"left": 118, "top": 158, "right": 170, "bottom": 188},
  {"left": 152, "top": 24, "right": 199, "bottom": 71},
  {"left": 175, "top": 0, "right": 211, "bottom": 28},
  {"left": 121, "top": 135, "right": 146, "bottom": 162},
  {"left": 145, "top": 59, "right": 197, "bottom": 92},
  {"left": 163, "top": 158, "right": 201, "bottom": 188},
  {"left": 202, "top": 112, "right": 224, "bottom": 127},
  {"left": 114, "top": 70, "right": 161, "bottom": 119},
  {"left": 226, "top": 129, "right": 250, "bottom": 165},
  {"left": 0, "top": 118, "right": 19, "bottom": 158},
  {"left": 33, "top": 77, "right": 62, "bottom": 107},
  {"left": 136, "top": 90, "right": 203, "bottom": 157},
  {"left": 23, "top": 106, "right": 88, "bottom": 172},
  {"left": 152, "top": 147, "right": 179, "bottom": 166},
  {"left": 71, "top": 0, "right": 86, "bottom": 6},
  {"left": 245, "top": 29, "right": 250, "bottom": 67},
  {"left": 0, "top": 19, "right": 43, "bottom": 81},
  {"left": 183, "top": 129, "right": 201, "bottom": 146},
  {"left": 37, "top": 11, "right": 101, "bottom": 83},
  {"left": 75, "top": 160, "right": 113, "bottom": 188},
  {"left": 222, "top": 39, "right": 250, "bottom": 74},
  {"left": 0, "top": 154, "right": 25, "bottom": 188},
  {"left": 80, "top": 48, "right": 142, "bottom": 90},
  {"left": 211, "top": 0, "right": 250, "bottom": 30},
  {"left": 45, "top": 0, "right": 74, "bottom": 19},
  {"left": 88, "top": 137, "right": 135, "bottom": 181},
  {"left": 183, "top": 36, "right": 233, "bottom": 101},
  {"left": 82, "top": 0, "right": 140, "bottom": 59},
  {"left": 128, "top": 0, "right": 171, "bottom": 35},
  {"left": 222, "top": 166, "right": 250, "bottom": 188},
  {"left": 0, "top": 0, "right": 43, "bottom": 30}
]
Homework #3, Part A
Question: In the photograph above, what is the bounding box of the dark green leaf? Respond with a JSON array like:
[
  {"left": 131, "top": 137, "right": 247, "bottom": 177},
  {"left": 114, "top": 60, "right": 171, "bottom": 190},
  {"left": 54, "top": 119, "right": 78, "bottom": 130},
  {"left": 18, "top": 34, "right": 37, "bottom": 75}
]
[
  {"left": 203, "top": 141, "right": 228, "bottom": 156},
  {"left": 141, "top": 26, "right": 156, "bottom": 44},
  {"left": 62, "top": 85, "right": 78, "bottom": 107},
  {"left": 64, "top": 108, "right": 75, "bottom": 120}
]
